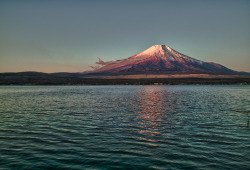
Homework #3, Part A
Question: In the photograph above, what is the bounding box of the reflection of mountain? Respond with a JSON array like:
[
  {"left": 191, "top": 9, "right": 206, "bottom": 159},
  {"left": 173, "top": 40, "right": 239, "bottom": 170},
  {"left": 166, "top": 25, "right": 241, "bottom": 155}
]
[
  {"left": 86, "top": 45, "right": 245, "bottom": 75},
  {"left": 137, "top": 86, "right": 165, "bottom": 116},
  {"left": 135, "top": 86, "right": 177, "bottom": 136}
]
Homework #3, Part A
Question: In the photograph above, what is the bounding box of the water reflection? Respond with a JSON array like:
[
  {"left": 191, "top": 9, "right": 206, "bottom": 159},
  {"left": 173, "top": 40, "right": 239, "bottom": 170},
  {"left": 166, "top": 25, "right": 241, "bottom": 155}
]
[
  {"left": 135, "top": 86, "right": 175, "bottom": 137},
  {"left": 137, "top": 86, "right": 165, "bottom": 117}
]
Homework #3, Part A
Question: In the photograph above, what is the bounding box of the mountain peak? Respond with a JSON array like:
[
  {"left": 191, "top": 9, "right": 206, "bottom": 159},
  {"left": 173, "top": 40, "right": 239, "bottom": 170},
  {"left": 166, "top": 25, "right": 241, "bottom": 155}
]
[
  {"left": 86, "top": 45, "right": 238, "bottom": 75},
  {"left": 151, "top": 44, "right": 171, "bottom": 49},
  {"left": 147, "top": 44, "right": 169, "bottom": 50},
  {"left": 140, "top": 44, "right": 174, "bottom": 54},
  {"left": 131, "top": 45, "right": 169, "bottom": 59}
]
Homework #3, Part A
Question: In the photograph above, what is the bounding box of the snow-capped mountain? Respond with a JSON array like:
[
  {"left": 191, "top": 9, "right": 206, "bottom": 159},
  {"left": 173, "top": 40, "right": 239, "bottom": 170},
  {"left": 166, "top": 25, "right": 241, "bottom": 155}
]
[{"left": 85, "top": 45, "right": 239, "bottom": 75}]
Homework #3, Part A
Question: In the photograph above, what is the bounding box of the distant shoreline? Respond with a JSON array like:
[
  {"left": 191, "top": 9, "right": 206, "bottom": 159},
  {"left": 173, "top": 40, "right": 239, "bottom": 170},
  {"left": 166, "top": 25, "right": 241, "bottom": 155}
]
[{"left": 0, "top": 72, "right": 250, "bottom": 85}]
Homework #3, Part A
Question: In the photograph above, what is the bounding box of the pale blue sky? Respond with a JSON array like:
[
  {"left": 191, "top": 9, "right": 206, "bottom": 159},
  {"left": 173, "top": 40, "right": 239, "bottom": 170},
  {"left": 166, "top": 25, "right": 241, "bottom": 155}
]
[{"left": 0, "top": 0, "right": 249, "bottom": 73}]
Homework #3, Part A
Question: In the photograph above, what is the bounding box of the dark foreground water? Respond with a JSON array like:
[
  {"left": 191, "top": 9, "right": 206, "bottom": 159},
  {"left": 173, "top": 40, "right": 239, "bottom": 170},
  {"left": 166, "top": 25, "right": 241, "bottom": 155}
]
[{"left": 0, "top": 85, "right": 249, "bottom": 169}]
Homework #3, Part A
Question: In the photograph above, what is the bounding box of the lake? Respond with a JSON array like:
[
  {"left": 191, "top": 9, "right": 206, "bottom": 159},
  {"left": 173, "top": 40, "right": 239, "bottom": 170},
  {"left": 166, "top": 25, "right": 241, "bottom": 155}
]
[{"left": 0, "top": 85, "right": 249, "bottom": 169}]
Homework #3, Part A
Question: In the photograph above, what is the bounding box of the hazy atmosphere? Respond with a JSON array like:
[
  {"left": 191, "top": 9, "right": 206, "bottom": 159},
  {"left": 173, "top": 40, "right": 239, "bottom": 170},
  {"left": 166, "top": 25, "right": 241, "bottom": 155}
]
[{"left": 0, "top": 0, "right": 250, "bottom": 73}]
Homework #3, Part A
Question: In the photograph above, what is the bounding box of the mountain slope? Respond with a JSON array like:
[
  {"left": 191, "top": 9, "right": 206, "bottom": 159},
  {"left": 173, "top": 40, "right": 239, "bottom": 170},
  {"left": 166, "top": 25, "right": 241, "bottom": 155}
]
[{"left": 86, "top": 45, "right": 240, "bottom": 75}]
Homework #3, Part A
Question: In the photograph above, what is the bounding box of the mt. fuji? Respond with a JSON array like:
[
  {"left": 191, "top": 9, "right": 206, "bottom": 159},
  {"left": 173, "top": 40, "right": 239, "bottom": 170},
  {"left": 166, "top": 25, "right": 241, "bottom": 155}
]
[
  {"left": 85, "top": 45, "right": 242, "bottom": 75},
  {"left": 0, "top": 45, "right": 249, "bottom": 85}
]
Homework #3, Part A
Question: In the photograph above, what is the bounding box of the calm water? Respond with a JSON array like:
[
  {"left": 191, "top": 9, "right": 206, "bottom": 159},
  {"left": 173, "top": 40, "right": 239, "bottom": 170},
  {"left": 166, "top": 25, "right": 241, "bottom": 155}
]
[{"left": 0, "top": 85, "right": 249, "bottom": 169}]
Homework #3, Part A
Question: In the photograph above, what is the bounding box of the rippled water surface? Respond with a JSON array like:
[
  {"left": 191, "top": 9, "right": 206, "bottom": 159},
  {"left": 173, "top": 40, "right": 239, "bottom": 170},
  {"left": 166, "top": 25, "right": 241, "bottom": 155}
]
[{"left": 0, "top": 85, "right": 250, "bottom": 169}]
